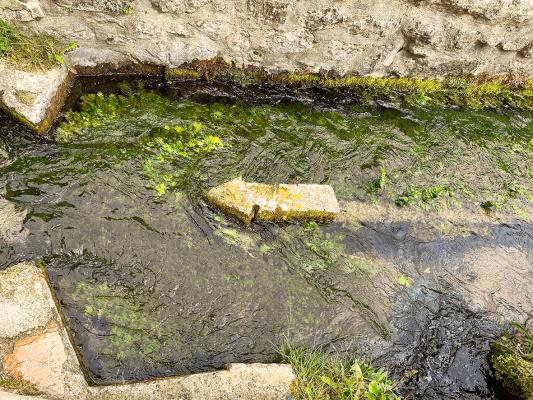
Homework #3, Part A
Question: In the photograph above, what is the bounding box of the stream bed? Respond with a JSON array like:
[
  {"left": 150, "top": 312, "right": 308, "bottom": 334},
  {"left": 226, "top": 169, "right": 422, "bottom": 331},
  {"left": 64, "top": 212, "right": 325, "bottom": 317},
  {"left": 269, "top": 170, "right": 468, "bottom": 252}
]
[{"left": 0, "top": 81, "right": 532, "bottom": 399}]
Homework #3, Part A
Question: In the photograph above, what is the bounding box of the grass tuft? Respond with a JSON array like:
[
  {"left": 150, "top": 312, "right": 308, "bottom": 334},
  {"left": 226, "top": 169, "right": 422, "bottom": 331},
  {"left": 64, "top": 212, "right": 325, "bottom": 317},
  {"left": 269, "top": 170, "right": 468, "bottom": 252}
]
[
  {"left": 0, "top": 19, "right": 77, "bottom": 71},
  {"left": 277, "top": 343, "right": 399, "bottom": 400}
]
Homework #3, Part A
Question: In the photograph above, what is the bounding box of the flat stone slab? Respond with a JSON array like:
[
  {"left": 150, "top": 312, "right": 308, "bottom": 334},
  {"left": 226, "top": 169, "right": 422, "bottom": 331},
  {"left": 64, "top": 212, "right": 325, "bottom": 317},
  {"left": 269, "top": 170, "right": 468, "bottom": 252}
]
[{"left": 204, "top": 177, "right": 340, "bottom": 224}]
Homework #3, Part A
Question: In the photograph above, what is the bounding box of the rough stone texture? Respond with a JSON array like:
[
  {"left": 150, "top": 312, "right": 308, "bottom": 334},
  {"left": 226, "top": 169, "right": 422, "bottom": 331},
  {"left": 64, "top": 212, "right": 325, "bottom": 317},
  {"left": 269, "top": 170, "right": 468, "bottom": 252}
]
[
  {"left": 205, "top": 177, "right": 340, "bottom": 224},
  {"left": 0, "top": 0, "right": 530, "bottom": 78},
  {"left": 88, "top": 363, "right": 294, "bottom": 400},
  {"left": 0, "top": 64, "right": 71, "bottom": 131},
  {"left": 0, "top": 262, "right": 293, "bottom": 399},
  {"left": 0, "top": 197, "right": 27, "bottom": 244},
  {"left": 0, "top": 0, "right": 43, "bottom": 21},
  {"left": 0, "top": 262, "right": 88, "bottom": 399},
  {"left": 50, "top": 0, "right": 133, "bottom": 13},
  {"left": 0, "top": 391, "right": 48, "bottom": 400},
  {"left": 3, "top": 323, "right": 76, "bottom": 398},
  {"left": 0, "top": 262, "right": 54, "bottom": 337}
]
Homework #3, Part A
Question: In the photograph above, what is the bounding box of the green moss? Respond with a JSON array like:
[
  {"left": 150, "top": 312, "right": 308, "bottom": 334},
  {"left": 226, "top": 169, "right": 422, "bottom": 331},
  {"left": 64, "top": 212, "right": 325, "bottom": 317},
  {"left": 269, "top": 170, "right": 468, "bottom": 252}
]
[
  {"left": 0, "top": 376, "right": 41, "bottom": 396},
  {"left": 165, "top": 68, "right": 202, "bottom": 80},
  {"left": 165, "top": 58, "right": 533, "bottom": 110},
  {"left": 397, "top": 275, "right": 412, "bottom": 287},
  {"left": 120, "top": 4, "right": 134, "bottom": 14},
  {"left": 364, "top": 167, "right": 386, "bottom": 195},
  {"left": 481, "top": 182, "right": 533, "bottom": 212},
  {"left": 491, "top": 322, "right": 533, "bottom": 399},
  {"left": 0, "top": 19, "right": 77, "bottom": 70},
  {"left": 277, "top": 343, "right": 399, "bottom": 400}
]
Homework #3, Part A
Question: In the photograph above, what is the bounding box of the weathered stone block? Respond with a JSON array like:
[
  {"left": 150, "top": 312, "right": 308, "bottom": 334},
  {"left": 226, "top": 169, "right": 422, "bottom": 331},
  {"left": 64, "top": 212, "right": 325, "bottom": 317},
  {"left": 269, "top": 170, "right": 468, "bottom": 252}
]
[{"left": 204, "top": 177, "right": 340, "bottom": 224}]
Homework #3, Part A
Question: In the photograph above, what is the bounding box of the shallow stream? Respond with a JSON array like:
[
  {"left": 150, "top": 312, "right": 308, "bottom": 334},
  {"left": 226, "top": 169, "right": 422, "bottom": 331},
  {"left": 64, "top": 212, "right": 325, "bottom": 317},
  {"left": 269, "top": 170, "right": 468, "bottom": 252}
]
[{"left": 0, "top": 81, "right": 531, "bottom": 399}]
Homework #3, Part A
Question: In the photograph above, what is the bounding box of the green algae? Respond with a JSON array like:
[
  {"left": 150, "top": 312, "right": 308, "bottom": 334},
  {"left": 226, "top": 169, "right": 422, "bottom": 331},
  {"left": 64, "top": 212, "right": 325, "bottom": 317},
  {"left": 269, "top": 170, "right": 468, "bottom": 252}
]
[
  {"left": 364, "top": 168, "right": 386, "bottom": 196},
  {"left": 491, "top": 322, "right": 533, "bottom": 399},
  {"left": 395, "top": 185, "right": 453, "bottom": 207},
  {"left": 214, "top": 226, "right": 257, "bottom": 252},
  {"left": 55, "top": 87, "right": 532, "bottom": 213},
  {"left": 0, "top": 376, "right": 41, "bottom": 396},
  {"left": 3, "top": 85, "right": 531, "bottom": 383},
  {"left": 168, "top": 59, "right": 533, "bottom": 110},
  {"left": 72, "top": 280, "right": 169, "bottom": 362}
]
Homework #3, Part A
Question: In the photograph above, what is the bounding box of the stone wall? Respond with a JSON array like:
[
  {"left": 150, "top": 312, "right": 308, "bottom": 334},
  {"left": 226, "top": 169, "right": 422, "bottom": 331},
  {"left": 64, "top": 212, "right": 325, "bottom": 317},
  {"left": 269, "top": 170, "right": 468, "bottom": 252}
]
[{"left": 1, "top": 0, "right": 532, "bottom": 77}]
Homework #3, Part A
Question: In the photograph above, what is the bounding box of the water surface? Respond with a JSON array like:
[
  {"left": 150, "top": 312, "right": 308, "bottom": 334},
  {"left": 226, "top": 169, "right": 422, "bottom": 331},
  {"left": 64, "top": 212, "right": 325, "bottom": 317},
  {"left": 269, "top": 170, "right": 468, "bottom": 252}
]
[{"left": 0, "top": 83, "right": 531, "bottom": 398}]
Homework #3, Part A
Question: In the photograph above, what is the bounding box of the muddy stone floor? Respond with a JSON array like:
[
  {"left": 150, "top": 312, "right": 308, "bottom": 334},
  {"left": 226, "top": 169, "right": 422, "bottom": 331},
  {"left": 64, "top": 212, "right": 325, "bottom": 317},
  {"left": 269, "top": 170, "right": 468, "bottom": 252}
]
[{"left": 0, "top": 83, "right": 532, "bottom": 399}]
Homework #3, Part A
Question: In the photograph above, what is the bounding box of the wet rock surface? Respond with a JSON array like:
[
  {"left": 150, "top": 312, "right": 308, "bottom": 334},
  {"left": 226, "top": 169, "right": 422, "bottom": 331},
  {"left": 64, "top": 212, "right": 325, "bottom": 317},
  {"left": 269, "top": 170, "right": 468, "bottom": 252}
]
[
  {"left": 204, "top": 177, "right": 340, "bottom": 224},
  {"left": 0, "top": 197, "right": 27, "bottom": 244},
  {"left": 0, "top": 64, "right": 71, "bottom": 132}
]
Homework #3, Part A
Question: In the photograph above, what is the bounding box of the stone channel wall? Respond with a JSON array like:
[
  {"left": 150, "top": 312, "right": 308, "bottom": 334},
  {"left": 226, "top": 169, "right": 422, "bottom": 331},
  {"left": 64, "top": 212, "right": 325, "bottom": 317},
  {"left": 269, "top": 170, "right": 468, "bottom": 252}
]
[{"left": 1, "top": 0, "right": 532, "bottom": 78}]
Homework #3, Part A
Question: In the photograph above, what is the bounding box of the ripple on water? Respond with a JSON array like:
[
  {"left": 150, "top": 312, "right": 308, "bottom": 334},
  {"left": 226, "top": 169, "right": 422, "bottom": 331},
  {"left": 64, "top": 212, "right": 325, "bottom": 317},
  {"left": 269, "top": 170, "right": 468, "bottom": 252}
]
[{"left": 0, "top": 86, "right": 531, "bottom": 399}]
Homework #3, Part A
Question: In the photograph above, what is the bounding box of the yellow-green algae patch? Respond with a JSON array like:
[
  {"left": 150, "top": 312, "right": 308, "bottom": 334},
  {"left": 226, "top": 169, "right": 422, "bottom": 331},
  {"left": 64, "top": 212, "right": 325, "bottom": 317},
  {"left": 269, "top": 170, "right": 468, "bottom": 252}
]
[
  {"left": 203, "top": 177, "right": 340, "bottom": 224},
  {"left": 168, "top": 58, "right": 533, "bottom": 110}
]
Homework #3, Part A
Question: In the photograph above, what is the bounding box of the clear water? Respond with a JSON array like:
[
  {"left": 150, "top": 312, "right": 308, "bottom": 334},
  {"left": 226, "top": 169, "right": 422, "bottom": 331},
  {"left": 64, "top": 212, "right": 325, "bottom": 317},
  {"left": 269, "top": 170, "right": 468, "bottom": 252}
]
[{"left": 0, "top": 83, "right": 531, "bottom": 396}]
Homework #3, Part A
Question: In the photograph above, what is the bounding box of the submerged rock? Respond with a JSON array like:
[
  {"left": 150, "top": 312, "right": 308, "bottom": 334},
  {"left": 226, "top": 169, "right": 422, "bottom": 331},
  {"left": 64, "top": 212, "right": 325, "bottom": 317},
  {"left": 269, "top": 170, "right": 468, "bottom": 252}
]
[
  {"left": 204, "top": 177, "right": 340, "bottom": 224},
  {"left": 0, "top": 197, "right": 27, "bottom": 244}
]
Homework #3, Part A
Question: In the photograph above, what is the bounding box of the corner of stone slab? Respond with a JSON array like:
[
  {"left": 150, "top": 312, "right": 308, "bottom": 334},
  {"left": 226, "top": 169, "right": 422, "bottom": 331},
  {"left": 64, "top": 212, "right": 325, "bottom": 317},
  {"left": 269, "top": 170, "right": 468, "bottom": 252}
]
[{"left": 0, "top": 63, "right": 75, "bottom": 136}]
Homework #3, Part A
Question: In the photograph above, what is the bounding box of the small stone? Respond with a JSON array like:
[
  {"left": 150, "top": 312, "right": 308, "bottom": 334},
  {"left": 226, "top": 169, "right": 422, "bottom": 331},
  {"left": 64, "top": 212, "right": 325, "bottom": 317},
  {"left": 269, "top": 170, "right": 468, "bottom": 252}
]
[
  {"left": 0, "top": 262, "right": 55, "bottom": 338},
  {"left": 500, "top": 39, "right": 528, "bottom": 51},
  {"left": 0, "top": 197, "right": 27, "bottom": 244},
  {"left": 204, "top": 177, "right": 340, "bottom": 224},
  {"left": 3, "top": 324, "right": 69, "bottom": 398}
]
